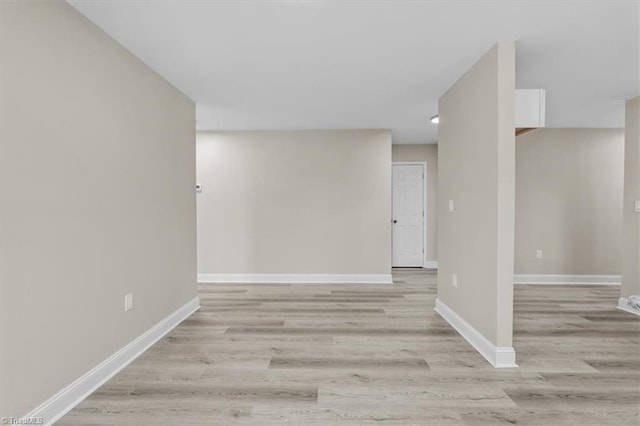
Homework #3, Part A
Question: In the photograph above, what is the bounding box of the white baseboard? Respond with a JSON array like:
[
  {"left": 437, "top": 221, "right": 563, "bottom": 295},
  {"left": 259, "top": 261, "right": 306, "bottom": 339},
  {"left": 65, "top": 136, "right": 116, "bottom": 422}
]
[
  {"left": 618, "top": 297, "right": 640, "bottom": 316},
  {"left": 434, "top": 298, "right": 517, "bottom": 368},
  {"left": 20, "top": 296, "right": 200, "bottom": 425},
  {"left": 424, "top": 261, "right": 438, "bottom": 269},
  {"left": 198, "top": 273, "right": 393, "bottom": 284},
  {"left": 514, "top": 274, "right": 621, "bottom": 285}
]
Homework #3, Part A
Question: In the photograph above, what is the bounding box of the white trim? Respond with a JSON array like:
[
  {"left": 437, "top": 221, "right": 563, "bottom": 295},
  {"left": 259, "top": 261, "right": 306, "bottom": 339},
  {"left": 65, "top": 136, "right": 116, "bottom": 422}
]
[
  {"left": 514, "top": 274, "right": 621, "bottom": 285},
  {"left": 198, "top": 273, "right": 393, "bottom": 284},
  {"left": 434, "top": 298, "right": 517, "bottom": 368},
  {"left": 392, "top": 161, "right": 428, "bottom": 267},
  {"left": 618, "top": 297, "right": 640, "bottom": 316},
  {"left": 20, "top": 297, "right": 200, "bottom": 425},
  {"left": 424, "top": 260, "right": 438, "bottom": 269}
]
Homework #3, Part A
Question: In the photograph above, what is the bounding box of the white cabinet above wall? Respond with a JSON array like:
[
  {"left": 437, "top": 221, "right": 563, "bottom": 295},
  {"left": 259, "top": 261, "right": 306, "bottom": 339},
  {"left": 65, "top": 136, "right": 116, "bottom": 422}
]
[{"left": 516, "top": 89, "right": 546, "bottom": 134}]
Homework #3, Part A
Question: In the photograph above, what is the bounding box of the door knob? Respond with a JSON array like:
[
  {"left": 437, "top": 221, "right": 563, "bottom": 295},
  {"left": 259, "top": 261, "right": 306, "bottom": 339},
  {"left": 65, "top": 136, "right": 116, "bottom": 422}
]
[{"left": 392, "top": 220, "right": 398, "bottom": 224}]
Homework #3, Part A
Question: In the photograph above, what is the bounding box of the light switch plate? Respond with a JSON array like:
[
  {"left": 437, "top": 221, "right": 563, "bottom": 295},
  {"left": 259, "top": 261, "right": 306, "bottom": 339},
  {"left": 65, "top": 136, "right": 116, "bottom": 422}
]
[
  {"left": 451, "top": 273, "right": 458, "bottom": 288},
  {"left": 635, "top": 200, "right": 640, "bottom": 213},
  {"left": 448, "top": 200, "right": 454, "bottom": 213},
  {"left": 536, "top": 250, "right": 543, "bottom": 259},
  {"left": 124, "top": 293, "right": 134, "bottom": 312}
]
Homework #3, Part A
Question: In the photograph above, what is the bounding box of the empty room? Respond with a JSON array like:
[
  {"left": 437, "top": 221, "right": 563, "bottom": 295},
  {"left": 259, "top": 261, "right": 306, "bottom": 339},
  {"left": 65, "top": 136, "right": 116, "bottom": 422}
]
[{"left": 1, "top": 1, "right": 639, "bottom": 425}]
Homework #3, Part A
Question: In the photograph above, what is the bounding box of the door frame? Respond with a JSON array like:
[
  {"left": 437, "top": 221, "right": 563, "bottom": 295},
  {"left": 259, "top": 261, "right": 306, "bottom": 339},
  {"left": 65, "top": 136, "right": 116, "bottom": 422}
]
[{"left": 391, "top": 161, "right": 428, "bottom": 268}]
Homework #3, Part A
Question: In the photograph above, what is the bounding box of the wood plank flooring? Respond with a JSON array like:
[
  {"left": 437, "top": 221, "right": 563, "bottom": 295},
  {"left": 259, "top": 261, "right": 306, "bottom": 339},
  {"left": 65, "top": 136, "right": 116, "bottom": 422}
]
[{"left": 59, "top": 269, "right": 640, "bottom": 425}]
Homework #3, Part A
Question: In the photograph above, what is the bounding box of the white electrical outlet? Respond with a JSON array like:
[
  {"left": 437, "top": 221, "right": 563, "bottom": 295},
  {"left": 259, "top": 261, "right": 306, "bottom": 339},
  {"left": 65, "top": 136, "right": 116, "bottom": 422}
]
[
  {"left": 536, "top": 250, "right": 543, "bottom": 259},
  {"left": 124, "top": 293, "right": 134, "bottom": 312},
  {"left": 448, "top": 200, "right": 454, "bottom": 213},
  {"left": 635, "top": 200, "right": 640, "bottom": 213},
  {"left": 452, "top": 273, "right": 458, "bottom": 288}
]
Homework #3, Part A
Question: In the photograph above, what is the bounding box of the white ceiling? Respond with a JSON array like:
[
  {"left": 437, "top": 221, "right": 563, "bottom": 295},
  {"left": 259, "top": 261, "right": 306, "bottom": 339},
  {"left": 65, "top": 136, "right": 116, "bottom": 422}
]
[{"left": 69, "top": 0, "right": 639, "bottom": 144}]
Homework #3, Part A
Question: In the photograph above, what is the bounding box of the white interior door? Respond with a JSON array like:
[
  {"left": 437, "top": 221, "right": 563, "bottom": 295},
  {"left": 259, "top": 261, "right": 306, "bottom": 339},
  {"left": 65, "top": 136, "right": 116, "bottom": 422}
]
[{"left": 392, "top": 164, "right": 425, "bottom": 267}]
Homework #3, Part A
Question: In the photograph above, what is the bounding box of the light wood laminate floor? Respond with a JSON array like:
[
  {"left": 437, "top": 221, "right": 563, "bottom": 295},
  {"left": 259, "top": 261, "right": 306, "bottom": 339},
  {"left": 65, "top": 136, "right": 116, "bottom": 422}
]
[{"left": 59, "top": 269, "right": 640, "bottom": 425}]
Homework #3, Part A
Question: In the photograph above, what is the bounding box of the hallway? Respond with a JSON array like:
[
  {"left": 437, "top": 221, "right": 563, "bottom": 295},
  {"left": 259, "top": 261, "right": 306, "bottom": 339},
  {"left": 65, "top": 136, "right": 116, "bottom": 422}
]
[{"left": 60, "top": 269, "right": 639, "bottom": 425}]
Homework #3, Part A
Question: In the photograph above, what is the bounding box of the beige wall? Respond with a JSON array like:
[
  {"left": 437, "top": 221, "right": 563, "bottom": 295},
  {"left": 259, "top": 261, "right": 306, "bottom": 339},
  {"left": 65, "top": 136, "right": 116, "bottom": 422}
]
[
  {"left": 391, "top": 144, "right": 438, "bottom": 263},
  {"left": 515, "top": 129, "right": 625, "bottom": 275},
  {"left": 622, "top": 97, "right": 640, "bottom": 298},
  {"left": 0, "top": 1, "right": 197, "bottom": 418},
  {"left": 437, "top": 42, "right": 515, "bottom": 348},
  {"left": 196, "top": 130, "right": 392, "bottom": 276}
]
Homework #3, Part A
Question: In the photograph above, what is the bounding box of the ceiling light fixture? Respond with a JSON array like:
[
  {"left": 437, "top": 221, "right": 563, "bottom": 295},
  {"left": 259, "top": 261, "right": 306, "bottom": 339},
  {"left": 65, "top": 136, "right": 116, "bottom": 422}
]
[{"left": 430, "top": 115, "right": 439, "bottom": 124}]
